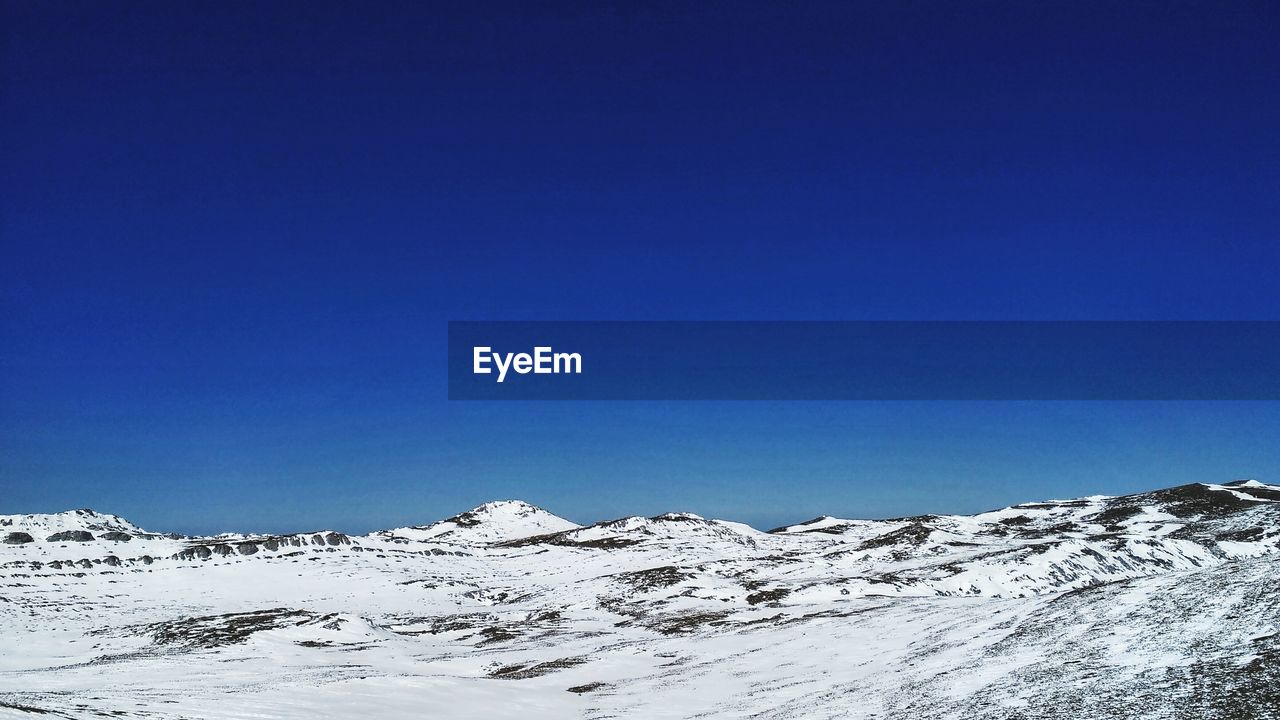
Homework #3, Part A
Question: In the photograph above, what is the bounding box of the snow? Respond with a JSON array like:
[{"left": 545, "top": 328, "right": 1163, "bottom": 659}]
[
  {"left": 1, "top": 481, "right": 1277, "bottom": 718},
  {"left": 1202, "top": 482, "right": 1278, "bottom": 502},
  {"left": 0, "top": 508, "right": 147, "bottom": 537},
  {"left": 375, "top": 500, "right": 581, "bottom": 545}
]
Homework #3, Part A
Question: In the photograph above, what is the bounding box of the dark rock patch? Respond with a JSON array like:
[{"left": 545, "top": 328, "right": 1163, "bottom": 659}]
[
  {"left": 0, "top": 700, "right": 52, "bottom": 714},
  {"left": 1018, "top": 522, "right": 1080, "bottom": 538},
  {"left": 173, "top": 545, "right": 213, "bottom": 561},
  {"left": 47, "top": 530, "right": 94, "bottom": 542},
  {"left": 1088, "top": 504, "right": 1143, "bottom": 527},
  {"left": 1223, "top": 480, "right": 1280, "bottom": 501},
  {"left": 490, "top": 656, "right": 586, "bottom": 679},
  {"left": 1216, "top": 527, "right": 1266, "bottom": 542},
  {"left": 649, "top": 611, "right": 732, "bottom": 635},
  {"left": 767, "top": 516, "right": 850, "bottom": 534},
  {"left": 498, "top": 532, "right": 640, "bottom": 550},
  {"left": 477, "top": 626, "right": 520, "bottom": 645},
  {"left": 139, "top": 608, "right": 315, "bottom": 649},
  {"left": 1013, "top": 500, "right": 1091, "bottom": 510},
  {"left": 448, "top": 510, "right": 484, "bottom": 528},
  {"left": 858, "top": 523, "right": 932, "bottom": 551},
  {"left": 558, "top": 536, "right": 640, "bottom": 550},
  {"left": 616, "top": 566, "right": 691, "bottom": 591},
  {"left": 1141, "top": 483, "right": 1261, "bottom": 519},
  {"left": 746, "top": 588, "right": 792, "bottom": 605}
]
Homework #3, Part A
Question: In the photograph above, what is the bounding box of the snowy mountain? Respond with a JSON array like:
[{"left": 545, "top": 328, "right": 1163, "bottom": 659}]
[
  {"left": 374, "top": 499, "right": 581, "bottom": 545},
  {"left": 1, "top": 508, "right": 150, "bottom": 542},
  {"left": 1, "top": 481, "right": 1277, "bottom": 719}
]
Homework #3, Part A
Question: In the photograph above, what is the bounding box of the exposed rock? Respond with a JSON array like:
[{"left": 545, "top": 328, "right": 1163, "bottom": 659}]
[
  {"left": 746, "top": 588, "right": 792, "bottom": 605},
  {"left": 141, "top": 608, "right": 315, "bottom": 649},
  {"left": 857, "top": 523, "right": 932, "bottom": 551},
  {"left": 490, "top": 656, "right": 586, "bottom": 679},
  {"left": 47, "top": 530, "right": 94, "bottom": 542}
]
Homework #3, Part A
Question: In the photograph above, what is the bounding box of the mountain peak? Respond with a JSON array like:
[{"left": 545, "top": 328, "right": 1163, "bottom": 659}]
[
  {"left": 378, "top": 500, "right": 580, "bottom": 545},
  {"left": 0, "top": 509, "right": 145, "bottom": 540},
  {"left": 467, "top": 499, "right": 548, "bottom": 515},
  {"left": 652, "top": 511, "right": 704, "bottom": 521}
]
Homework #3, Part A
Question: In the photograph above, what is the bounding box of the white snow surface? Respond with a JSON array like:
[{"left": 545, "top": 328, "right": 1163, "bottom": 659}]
[
  {"left": 374, "top": 500, "right": 580, "bottom": 545},
  {"left": 0, "top": 508, "right": 147, "bottom": 537},
  {"left": 2, "top": 480, "right": 1278, "bottom": 719}
]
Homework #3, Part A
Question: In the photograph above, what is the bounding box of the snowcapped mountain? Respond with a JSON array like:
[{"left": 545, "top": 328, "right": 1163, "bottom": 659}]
[
  {"left": 1, "top": 481, "right": 1277, "bottom": 719},
  {"left": 1, "top": 508, "right": 150, "bottom": 542},
  {"left": 374, "top": 499, "right": 581, "bottom": 545}
]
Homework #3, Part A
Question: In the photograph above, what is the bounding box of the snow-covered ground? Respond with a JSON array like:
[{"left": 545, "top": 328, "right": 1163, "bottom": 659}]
[{"left": 2, "top": 482, "right": 1278, "bottom": 719}]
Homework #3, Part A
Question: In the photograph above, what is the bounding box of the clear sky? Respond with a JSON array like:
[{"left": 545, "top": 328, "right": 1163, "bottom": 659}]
[{"left": 2, "top": 1, "right": 1278, "bottom": 534}]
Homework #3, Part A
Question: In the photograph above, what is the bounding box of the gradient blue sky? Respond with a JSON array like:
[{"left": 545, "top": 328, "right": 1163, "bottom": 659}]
[{"left": 2, "top": 1, "right": 1278, "bottom": 534}]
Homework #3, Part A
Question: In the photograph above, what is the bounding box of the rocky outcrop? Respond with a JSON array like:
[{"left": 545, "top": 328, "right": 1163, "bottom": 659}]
[
  {"left": 171, "top": 545, "right": 213, "bottom": 561},
  {"left": 167, "top": 531, "right": 355, "bottom": 561},
  {"left": 3, "top": 532, "right": 34, "bottom": 544},
  {"left": 47, "top": 531, "right": 94, "bottom": 542}
]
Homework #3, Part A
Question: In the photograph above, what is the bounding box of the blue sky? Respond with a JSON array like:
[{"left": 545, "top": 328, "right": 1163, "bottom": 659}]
[{"left": 2, "top": 1, "right": 1278, "bottom": 533}]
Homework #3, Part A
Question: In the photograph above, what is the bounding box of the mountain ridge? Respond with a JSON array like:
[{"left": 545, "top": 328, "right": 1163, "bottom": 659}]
[
  {"left": 2, "top": 477, "right": 1278, "bottom": 718},
  {"left": 5, "top": 478, "right": 1271, "bottom": 543}
]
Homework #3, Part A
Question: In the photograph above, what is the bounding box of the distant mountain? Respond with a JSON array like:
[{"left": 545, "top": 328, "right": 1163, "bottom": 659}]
[
  {"left": 0, "top": 508, "right": 150, "bottom": 544},
  {"left": 1, "top": 480, "right": 1277, "bottom": 719},
  {"left": 374, "top": 499, "right": 581, "bottom": 545}
]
